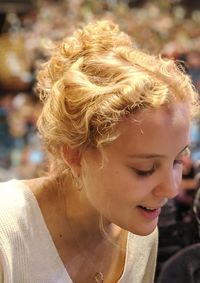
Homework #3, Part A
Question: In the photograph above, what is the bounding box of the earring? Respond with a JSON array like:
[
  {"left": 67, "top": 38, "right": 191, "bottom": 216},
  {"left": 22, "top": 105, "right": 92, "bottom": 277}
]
[{"left": 74, "top": 174, "right": 83, "bottom": 191}]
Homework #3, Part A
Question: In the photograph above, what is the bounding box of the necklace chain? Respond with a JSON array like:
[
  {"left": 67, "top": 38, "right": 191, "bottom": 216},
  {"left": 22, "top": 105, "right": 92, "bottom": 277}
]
[
  {"left": 95, "top": 271, "right": 104, "bottom": 283},
  {"left": 65, "top": 193, "right": 125, "bottom": 283},
  {"left": 65, "top": 203, "right": 105, "bottom": 282}
]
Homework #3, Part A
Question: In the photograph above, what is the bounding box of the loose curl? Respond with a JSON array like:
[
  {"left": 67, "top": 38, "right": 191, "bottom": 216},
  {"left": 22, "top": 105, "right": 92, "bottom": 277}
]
[{"left": 36, "top": 20, "right": 199, "bottom": 174}]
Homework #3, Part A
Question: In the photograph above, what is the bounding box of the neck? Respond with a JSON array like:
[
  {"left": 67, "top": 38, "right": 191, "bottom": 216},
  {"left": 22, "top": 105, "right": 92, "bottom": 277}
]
[
  {"left": 27, "top": 175, "right": 127, "bottom": 283},
  {"left": 56, "top": 175, "right": 122, "bottom": 246}
]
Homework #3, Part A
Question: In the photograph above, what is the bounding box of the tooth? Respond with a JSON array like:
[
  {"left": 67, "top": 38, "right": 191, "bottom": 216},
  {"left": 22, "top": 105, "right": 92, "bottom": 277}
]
[{"left": 141, "top": 206, "right": 155, "bottom": 211}]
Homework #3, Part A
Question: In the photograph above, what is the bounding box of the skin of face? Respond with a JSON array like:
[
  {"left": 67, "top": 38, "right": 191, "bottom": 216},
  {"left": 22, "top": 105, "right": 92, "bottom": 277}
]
[{"left": 79, "top": 103, "right": 191, "bottom": 236}]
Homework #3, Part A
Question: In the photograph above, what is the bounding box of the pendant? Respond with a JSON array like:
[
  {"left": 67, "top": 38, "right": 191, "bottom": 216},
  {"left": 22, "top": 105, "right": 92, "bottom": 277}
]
[{"left": 95, "top": 272, "right": 104, "bottom": 283}]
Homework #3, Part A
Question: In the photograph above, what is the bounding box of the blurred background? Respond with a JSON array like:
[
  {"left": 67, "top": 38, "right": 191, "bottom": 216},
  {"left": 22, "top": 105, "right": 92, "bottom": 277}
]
[
  {"left": 0, "top": 0, "right": 200, "bottom": 281},
  {"left": 0, "top": 0, "right": 199, "bottom": 180}
]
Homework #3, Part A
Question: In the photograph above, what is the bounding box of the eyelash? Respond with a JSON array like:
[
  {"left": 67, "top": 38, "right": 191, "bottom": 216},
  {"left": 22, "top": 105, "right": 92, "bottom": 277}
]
[
  {"left": 134, "top": 166, "right": 155, "bottom": 177},
  {"left": 134, "top": 159, "right": 183, "bottom": 177}
]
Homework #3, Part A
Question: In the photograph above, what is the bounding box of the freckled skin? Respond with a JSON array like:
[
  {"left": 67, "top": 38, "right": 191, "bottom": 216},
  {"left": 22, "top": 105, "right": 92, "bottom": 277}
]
[{"left": 80, "top": 103, "right": 191, "bottom": 236}]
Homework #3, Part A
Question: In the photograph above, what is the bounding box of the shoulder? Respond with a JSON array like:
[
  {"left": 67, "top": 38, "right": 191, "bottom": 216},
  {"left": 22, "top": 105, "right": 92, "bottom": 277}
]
[
  {"left": 0, "top": 179, "right": 69, "bottom": 282},
  {"left": 0, "top": 179, "right": 28, "bottom": 206},
  {"left": 0, "top": 179, "right": 26, "bottom": 217},
  {"left": 0, "top": 179, "right": 39, "bottom": 238},
  {"left": 0, "top": 179, "right": 32, "bottom": 220},
  {"left": 0, "top": 180, "right": 35, "bottom": 278}
]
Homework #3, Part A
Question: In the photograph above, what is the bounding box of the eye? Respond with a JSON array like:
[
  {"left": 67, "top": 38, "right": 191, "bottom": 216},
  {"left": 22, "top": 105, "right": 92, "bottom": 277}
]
[
  {"left": 134, "top": 166, "right": 155, "bottom": 177},
  {"left": 173, "top": 147, "right": 190, "bottom": 167},
  {"left": 174, "top": 159, "right": 183, "bottom": 166}
]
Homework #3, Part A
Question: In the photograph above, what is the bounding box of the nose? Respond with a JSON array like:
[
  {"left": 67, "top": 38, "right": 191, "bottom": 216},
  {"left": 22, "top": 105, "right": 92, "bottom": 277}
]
[{"left": 154, "top": 168, "right": 181, "bottom": 199}]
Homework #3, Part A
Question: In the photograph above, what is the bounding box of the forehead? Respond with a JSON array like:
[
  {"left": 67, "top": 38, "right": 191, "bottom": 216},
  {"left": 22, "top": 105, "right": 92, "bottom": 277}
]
[
  {"left": 129, "top": 103, "right": 190, "bottom": 128},
  {"left": 107, "top": 103, "right": 190, "bottom": 156}
]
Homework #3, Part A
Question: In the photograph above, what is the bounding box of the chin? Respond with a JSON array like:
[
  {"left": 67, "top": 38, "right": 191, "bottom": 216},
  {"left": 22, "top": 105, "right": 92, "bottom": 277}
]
[
  {"left": 127, "top": 222, "right": 157, "bottom": 236},
  {"left": 134, "top": 228, "right": 157, "bottom": 236}
]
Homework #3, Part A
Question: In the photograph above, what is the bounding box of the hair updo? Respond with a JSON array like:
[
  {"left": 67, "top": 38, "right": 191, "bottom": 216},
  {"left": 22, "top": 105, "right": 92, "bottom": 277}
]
[{"left": 36, "top": 20, "right": 199, "bottom": 173}]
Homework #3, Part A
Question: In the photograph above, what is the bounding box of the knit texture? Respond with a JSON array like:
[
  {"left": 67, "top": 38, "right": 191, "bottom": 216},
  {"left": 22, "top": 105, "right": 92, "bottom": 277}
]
[{"left": 0, "top": 180, "right": 157, "bottom": 283}]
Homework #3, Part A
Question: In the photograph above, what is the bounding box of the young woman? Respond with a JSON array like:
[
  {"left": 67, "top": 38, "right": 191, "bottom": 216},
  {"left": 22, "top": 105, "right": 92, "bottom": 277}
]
[{"left": 0, "top": 20, "right": 199, "bottom": 283}]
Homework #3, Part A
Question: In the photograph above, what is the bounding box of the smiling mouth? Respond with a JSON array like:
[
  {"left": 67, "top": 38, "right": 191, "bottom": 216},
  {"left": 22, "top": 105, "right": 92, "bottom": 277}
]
[
  {"left": 137, "top": 205, "right": 161, "bottom": 219},
  {"left": 138, "top": 205, "right": 159, "bottom": 211}
]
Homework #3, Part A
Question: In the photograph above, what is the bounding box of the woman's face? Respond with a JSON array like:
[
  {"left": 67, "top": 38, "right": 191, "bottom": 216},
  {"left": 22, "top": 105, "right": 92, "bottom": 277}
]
[{"left": 80, "top": 103, "right": 191, "bottom": 236}]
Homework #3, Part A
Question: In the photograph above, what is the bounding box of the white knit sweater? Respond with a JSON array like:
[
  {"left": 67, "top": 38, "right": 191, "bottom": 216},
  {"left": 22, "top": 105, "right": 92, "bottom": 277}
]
[{"left": 0, "top": 180, "right": 158, "bottom": 283}]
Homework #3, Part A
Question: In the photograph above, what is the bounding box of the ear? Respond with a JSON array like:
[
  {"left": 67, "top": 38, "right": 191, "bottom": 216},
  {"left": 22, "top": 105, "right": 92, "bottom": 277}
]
[{"left": 61, "top": 145, "right": 82, "bottom": 178}]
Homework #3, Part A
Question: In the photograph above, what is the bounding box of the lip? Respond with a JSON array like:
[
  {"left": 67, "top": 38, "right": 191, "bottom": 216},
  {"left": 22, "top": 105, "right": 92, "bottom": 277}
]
[{"left": 137, "top": 206, "right": 161, "bottom": 220}]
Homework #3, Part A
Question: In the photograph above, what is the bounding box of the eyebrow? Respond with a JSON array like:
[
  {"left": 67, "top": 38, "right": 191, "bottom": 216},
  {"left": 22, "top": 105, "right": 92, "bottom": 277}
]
[{"left": 127, "top": 145, "right": 189, "bottom": 159}]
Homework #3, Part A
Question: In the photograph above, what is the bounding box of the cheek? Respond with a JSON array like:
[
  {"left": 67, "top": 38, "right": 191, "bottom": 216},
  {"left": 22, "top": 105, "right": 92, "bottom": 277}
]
[
  {"left": 82, "top": 165, "right": 125, "bottom": 200},
  {"left": 99, "top": 166, "right": 150, "bottom": 201},
  {"left": 82, "top": 159, "right": 154, "bottom": 205}
]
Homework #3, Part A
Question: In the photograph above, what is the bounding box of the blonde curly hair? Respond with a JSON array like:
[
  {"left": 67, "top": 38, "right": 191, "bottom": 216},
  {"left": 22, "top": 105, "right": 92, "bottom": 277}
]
[{"left": 36, "top": 20, "right": 199, "bottom": 173}]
